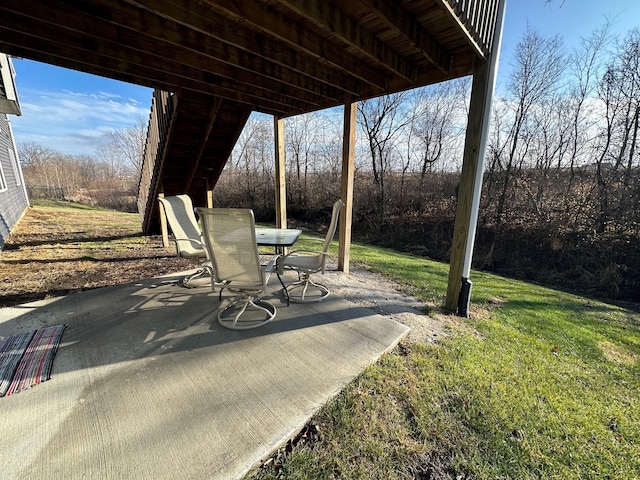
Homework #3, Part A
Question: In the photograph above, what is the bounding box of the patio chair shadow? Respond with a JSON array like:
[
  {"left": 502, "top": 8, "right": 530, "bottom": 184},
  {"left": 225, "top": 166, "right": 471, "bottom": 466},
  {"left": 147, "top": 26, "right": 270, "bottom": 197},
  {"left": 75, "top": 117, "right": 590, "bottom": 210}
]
[
  {"left": 0, "top": 271, "right": 408, "bottom": 375},
  {"left": 0, "top": 270, "right": 409, "bottom": 480},
  {"left": 3, "top": 232, "right": 146, "bottom": 249}
]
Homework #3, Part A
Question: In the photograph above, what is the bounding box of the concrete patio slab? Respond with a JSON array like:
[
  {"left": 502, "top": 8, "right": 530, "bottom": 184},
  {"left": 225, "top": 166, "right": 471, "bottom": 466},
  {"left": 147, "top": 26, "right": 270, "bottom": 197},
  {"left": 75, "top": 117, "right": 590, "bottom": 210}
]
[{"left": 0, "top": 270, "right": 409, "bottom": 479}]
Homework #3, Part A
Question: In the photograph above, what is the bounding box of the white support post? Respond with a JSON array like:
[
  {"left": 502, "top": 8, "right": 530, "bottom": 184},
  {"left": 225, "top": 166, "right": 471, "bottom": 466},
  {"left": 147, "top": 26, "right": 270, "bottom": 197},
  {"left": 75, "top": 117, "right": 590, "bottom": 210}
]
[{"left": 445, "top": 0, "right": 507, "bottom": 315}]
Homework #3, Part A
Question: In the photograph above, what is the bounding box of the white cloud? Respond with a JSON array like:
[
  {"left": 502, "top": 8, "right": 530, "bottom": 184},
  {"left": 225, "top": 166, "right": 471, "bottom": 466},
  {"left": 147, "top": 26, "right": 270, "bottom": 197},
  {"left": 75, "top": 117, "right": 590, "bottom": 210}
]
[{"left": 10, "top": 87, "right": 151, "bottom": 156}]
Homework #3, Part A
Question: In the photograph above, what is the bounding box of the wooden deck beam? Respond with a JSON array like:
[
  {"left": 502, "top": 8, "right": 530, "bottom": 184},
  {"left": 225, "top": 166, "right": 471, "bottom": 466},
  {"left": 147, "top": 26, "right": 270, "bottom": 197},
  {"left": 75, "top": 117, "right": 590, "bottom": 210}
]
[
  {"left": 338, "top": 102, "right": 357, "bottom": 273},
  {"left": 274, "top": 116, "right": 287, "bottom": 229}
]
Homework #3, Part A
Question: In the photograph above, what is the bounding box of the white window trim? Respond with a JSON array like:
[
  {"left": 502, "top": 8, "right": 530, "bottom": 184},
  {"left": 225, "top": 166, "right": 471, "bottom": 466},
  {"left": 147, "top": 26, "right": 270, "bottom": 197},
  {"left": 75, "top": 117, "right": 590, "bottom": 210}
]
[
  {"left": 7, "top": 147, "right": 21, "bottom": 186},
  {"left": 0, "top": 160, "right": 8, "bottom": 192}
]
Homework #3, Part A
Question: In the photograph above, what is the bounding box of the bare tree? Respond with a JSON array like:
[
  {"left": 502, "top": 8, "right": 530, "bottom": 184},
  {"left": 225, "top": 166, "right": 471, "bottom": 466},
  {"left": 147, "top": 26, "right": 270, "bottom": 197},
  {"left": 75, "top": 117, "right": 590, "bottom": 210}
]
[
  {"left": 223, "top": 114, "right": 274, "bottom": 210},
  {"left": 286, "top": 112, "right": 321, "bottom": 209},
  {"left": 412, "top": 79, "right": 469, "bottom": 185},
  {"left": 592, "top": 28, "right": 640, "bottom": 233},
  {"left": 19, "top": 142, "right": 82, "bottom": 198},
  {"left": 484, "top": 28, "right": 564, "bottom": 266},
  {"left": 357, "top": 92, "right": 410, "bottom": 222},
  {"left": 97, "top": 116, "right": 148, "bottom": 181}
]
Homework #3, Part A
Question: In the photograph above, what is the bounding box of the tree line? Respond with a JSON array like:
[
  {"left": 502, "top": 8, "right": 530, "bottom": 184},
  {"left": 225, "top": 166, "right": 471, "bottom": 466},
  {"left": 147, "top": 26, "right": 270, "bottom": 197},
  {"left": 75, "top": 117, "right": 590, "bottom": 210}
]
[
  {"left": 18, "top": 117, "right": 146, "bottom": 212},
  {"left": 19, "top": 25, "right": 640, "bottom": 302},
  {"left": 215, "top": 25, "right": 640, "bottom": 302}
]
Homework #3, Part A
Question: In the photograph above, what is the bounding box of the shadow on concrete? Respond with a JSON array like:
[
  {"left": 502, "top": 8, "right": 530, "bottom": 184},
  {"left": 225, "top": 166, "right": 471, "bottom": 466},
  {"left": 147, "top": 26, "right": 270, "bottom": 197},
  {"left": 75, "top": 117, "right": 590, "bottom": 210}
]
[{"left": 0, "top": 270, "right": 409, "bottom": 480}]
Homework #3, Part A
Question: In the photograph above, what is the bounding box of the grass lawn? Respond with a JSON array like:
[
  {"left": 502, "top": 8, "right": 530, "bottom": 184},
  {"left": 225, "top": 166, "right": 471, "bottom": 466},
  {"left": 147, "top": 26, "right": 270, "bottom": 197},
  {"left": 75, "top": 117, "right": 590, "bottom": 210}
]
[
  {"left": 0, "top": 199, "right": 194, "bottom": 306},
  {"left": 3, "top": 201, "right": 638, "bottom": 478},
  {"left": 250, "top": 243, "right": 640, "bottom": 479}
]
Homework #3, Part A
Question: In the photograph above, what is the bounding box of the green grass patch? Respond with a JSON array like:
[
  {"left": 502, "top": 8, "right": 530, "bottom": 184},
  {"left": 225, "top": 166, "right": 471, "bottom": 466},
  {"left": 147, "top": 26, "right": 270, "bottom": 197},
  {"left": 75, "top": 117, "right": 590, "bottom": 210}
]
[
  {"left": 250, "top": 240, "right": 640, "bottom": 479},
  {"left": 30, "top": 198, "right": 111, "bottom": 211}
]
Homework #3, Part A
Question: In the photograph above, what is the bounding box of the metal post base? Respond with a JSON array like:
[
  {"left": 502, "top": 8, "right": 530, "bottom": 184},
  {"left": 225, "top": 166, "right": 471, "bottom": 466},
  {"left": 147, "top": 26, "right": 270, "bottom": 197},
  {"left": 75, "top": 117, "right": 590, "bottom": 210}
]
[{"left": 458, "top": 277, "right": 472, "bottom": 318}]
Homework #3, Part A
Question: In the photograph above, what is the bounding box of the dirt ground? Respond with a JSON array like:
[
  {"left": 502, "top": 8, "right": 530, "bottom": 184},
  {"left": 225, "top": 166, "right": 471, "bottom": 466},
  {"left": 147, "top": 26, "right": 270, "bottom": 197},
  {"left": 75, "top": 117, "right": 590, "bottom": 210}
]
[
  {"left": 1, "top": 202, "right": 451, "bottom": 342},
  {"left": 0, "top": 203, "right": 195, "bottom": 307},
  {"left": 320, "top": 261, "right": 451, "bottom": 343}
]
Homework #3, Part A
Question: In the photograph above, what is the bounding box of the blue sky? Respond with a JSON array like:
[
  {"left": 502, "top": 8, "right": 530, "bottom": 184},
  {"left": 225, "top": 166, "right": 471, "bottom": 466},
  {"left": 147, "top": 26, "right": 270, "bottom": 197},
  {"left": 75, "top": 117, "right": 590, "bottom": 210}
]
[{"left": 7, "top": 0, "right": 640, "bottom": 156}]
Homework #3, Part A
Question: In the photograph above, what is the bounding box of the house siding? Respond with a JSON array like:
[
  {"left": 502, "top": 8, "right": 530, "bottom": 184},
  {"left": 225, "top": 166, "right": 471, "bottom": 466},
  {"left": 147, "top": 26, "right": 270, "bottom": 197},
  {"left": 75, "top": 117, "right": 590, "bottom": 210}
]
[{"left": 0, "top": 113, "right": 28, "bottom": 249}]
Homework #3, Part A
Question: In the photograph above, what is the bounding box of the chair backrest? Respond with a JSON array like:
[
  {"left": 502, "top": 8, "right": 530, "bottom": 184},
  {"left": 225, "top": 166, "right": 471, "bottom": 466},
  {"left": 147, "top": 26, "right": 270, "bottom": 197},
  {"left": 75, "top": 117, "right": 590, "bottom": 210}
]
[
  {"left": 158, "top": 195, "right": 204, "bottom": 257},
  {"left": 197, "top": 208, "right": 264, "bottom": 288},
  {"left": 321, "top": 199, "right": 345, "bottom": 254}
]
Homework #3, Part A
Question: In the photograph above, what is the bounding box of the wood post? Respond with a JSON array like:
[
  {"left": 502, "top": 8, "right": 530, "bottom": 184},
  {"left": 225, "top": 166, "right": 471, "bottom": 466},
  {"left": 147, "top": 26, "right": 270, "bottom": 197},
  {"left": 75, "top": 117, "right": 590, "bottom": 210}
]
[
  {"left": 274, "top": 115, "right": 287, "bottom": 229},
  {"left": 338, "top": 102, "right": 357, "bottom": 273},
  {"left": 158, "top": 190, "right": 169, "bottom": 249},
  {"left": 206, "top": 178, "right": 213, "bottom": 208},
  {"left": 445, "top": 0, "right": 506, "bottom": 314},
  {"left": 445, "top": 62, "right": 488, "bottom": 312}
]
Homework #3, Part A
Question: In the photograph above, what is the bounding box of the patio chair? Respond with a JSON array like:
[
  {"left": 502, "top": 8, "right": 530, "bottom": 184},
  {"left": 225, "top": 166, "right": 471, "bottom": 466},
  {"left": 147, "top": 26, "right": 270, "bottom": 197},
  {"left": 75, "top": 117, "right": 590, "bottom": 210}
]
[
  {"left": 281, "top": 199, "right": 344, "bottom": 302},
  {"left": 197, "top": 207, "right": 280, "bottom": 330},
  {"left": 158, "top": 194, "right": 212, "bottom": 288}
]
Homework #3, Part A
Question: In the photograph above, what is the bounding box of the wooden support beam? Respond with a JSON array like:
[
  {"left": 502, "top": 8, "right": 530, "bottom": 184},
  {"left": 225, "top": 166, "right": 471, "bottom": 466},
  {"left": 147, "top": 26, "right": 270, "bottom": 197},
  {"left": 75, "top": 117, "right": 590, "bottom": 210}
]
[
  {"left": 206, "top": 180, "right": 214, "bottom": 208},
  {"left": 338, "top": 102, "right": 357, "bottom": 273},
  {"left": 202, "top": 0, "right": 386, "bottom": 92},
  {"left": 0, "top": 33, "right": 301, "bottom": 116},
  {"left": 445, "top": 0, "right": 505, "bottom": 315},
  {"left": 274, "top": 116, "right": 287, "bottom": 229},
  {"left": 183, "top": 98, "right": 221, "bottom": 192},
  {"left": 158, "top": 191, "right": 170, "bottom": 249},
  {"left": 0, "top": 0, "right": 346, "bottom": 107},
  {"left": 445, "top": 60, "right": 488, "bottom": 313},
  {"left": 279, "top": 0, "right": 417, "bottom": 82},
  {"left": 433, "top": 0, "right": 486, "bottom": 58},
  {"left": 358, "top": 0, "right": 451, "bottom": 73}
]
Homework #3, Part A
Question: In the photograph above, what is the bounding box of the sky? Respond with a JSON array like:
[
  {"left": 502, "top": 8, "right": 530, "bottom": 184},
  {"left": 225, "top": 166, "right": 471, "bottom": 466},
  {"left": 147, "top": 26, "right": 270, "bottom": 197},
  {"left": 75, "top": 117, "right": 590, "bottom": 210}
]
[{"left": 7, "top": 0, "right": 640, "bottom": 157}]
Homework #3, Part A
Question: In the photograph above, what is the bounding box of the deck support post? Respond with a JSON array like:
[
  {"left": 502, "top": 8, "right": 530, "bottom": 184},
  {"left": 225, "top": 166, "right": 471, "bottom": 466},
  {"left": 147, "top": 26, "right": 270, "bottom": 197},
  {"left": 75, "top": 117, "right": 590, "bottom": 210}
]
[
  {"left": 206, "top": 179, "right": 213, "bottom": 208},
  {"left": 338, "top": 102, "right": 357, "bottom": 273},
  {"left": 158, "top": 190, "right": 170, "bottom": 249},
  {"left": 445, "top": 0, "right": 506, "bottom": 316},
  {"left": 274, "top": 116, "right": 287, "bottom": 229}
]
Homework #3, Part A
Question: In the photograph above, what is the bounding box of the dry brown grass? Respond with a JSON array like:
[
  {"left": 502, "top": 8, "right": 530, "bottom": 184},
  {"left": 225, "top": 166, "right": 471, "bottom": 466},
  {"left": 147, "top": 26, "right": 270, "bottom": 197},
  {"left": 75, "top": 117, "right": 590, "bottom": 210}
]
[{"left": 0, "top": 200, "right": 195, "bottom": 307}]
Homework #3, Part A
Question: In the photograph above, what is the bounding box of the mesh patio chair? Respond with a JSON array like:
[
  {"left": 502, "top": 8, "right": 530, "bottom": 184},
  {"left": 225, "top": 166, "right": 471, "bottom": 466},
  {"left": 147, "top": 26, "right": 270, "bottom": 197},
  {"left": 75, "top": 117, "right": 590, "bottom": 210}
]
[
  {"left": 281, "top": 199, "right": 344, "bottom": 302},
  {"left": 158, "top": 194, "right": 212, "bottom": 288},
  {"left": 197, "top": 207, "right": 280, "bottom": 330}
]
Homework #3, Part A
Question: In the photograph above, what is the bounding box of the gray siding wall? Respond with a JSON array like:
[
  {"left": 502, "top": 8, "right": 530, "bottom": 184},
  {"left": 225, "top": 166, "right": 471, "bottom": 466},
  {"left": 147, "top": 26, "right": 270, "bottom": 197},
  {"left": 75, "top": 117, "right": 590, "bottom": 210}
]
[{"left": 0, "top": 113, "right": 28, "bottom": 249}]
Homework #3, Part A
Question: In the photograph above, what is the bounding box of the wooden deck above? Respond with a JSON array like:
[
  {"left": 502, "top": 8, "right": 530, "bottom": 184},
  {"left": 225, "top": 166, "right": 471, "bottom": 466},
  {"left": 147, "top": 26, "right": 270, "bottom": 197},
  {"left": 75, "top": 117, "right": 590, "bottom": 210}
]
[
  {"left": 0, "top": 0, "right": 499, "bottom": 117},
  {"left": 0, "top": 0, "right": 502, "bottom": 234}
]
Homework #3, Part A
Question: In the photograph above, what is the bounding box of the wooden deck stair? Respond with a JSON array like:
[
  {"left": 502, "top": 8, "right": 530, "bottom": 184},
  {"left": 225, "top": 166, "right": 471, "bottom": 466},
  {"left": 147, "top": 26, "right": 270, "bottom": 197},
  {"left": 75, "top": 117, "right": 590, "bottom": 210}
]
[{"left": 138, "top": 89, "right": 251, "bottom": 234}]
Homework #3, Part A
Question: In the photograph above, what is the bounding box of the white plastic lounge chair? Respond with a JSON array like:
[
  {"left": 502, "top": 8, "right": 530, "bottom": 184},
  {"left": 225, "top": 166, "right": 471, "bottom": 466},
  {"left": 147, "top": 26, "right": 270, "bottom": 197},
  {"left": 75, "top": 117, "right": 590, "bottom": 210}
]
[
  {"left": 197, "top": 207, "right": 280, "bottom": 330},
  {"left": 158, "top": 194, "right": 212, "bottom": 287},
  {"left": 281, "top": 199, "right": 344, "bottom": 302}
]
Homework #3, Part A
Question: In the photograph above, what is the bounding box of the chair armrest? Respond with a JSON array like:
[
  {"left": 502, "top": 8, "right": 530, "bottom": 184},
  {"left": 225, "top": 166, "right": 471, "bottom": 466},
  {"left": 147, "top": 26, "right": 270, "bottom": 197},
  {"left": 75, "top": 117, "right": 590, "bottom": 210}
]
[
  {"left": 284, "top": 249, "right": 327, "bottom": 258},
  {"left": 282, "top": 250, "right": 328, "bottom": 274},
  {"left": 261, "top": 254, "right": 282, "bottom": 280},
  {"left": 266, "top": 254, "right": 281, "bottom": 270}
]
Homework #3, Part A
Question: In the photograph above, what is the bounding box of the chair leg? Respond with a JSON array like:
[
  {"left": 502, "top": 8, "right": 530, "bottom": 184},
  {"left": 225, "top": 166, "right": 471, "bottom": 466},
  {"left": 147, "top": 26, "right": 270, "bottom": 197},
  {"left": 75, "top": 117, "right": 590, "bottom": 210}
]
[
  {"left": 218, "top": 295, "right": 276, "bottom": 330},
  {"left": 286, "top": 273, "right": 330, "bottom": 303},
  {"left": 183, "top": 261, "right": 214, "bottom": 288},
  {"left": 182, "top": 268, "right": 207, "bottom": 288},
  {"left": 276, "top": 272, "right": 290, "bottom": 306}
]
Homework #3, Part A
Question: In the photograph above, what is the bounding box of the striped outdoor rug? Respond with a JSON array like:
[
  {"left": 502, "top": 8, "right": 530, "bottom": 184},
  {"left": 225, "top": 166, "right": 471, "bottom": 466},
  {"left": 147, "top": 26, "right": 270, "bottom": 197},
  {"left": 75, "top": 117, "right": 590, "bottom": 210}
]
[{"left": 0, "top": 325, "right": 66, "bottom": 396}]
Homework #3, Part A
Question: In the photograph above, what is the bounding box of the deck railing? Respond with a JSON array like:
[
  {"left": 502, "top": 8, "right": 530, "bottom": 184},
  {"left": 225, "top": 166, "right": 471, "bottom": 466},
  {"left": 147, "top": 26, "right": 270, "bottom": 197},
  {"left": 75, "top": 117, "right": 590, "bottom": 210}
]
[
  {"left": 137, "top": 89, "right": 175, "bottom": 231},
  {"left": 447, "top": 0, "right": 500, "bottom": 57}
]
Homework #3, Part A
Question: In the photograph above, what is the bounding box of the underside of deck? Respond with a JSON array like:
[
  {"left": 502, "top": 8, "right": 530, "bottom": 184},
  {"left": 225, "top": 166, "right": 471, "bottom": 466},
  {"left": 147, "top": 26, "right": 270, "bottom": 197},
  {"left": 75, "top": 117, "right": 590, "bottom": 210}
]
[{"left": 0, "top": 0, "right": 501, "bottom": 241}]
